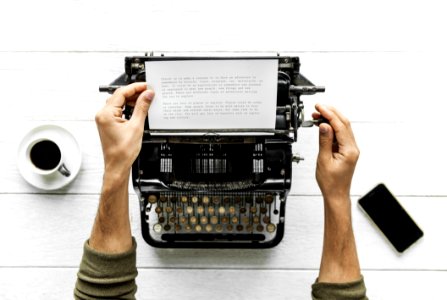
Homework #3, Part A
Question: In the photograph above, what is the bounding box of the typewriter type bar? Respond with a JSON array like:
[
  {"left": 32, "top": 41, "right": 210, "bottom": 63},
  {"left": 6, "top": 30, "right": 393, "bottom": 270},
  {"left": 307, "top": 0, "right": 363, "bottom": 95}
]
[{"left": 100, "top": 54, "right": 324, "bottom": 248}]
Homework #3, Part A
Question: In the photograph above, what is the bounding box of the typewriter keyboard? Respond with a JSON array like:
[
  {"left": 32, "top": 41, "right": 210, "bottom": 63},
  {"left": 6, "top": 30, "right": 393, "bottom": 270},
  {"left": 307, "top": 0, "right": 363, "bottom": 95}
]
[{"left": 145, "top": 192, "right": 281, "bottom": 242}]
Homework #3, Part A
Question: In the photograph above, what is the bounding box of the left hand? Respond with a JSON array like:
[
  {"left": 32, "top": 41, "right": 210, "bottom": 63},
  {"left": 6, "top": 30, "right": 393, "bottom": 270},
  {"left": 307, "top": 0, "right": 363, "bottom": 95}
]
[{"left": 95, "top": 82, "right": 155, "bottom": 175}]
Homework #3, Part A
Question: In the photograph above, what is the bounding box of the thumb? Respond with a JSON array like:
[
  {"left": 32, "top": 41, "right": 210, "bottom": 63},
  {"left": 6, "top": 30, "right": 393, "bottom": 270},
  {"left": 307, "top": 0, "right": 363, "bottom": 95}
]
[
  {"left": 318, "top": 123, "right": 334, "bottom": 159},
  {"left": 130, "top": 89, "right": 155, "bottom": 126}
]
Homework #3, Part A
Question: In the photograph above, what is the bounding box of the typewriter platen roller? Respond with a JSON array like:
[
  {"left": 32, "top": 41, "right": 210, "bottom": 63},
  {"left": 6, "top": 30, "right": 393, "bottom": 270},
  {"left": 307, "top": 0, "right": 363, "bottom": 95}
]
[{"left": 100, "top": 54, "right": 324, "bottom": 248}]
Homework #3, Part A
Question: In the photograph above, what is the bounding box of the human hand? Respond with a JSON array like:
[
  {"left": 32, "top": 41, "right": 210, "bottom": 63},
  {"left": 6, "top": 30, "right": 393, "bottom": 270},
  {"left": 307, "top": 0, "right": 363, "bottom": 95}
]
[
  {"left": 313, "top": 104, "right": 360, "bottom": 203},
  {"left": 95, "top": 82, "right": 155, "bottom": 176}
]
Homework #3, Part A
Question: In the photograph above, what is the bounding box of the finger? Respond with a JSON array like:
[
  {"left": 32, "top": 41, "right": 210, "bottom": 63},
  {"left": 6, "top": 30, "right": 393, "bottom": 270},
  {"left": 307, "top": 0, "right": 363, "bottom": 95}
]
[
  {"left": 107, "top": 82, "right": 148, "bottom": 107},
  {"left": 318, "top": 123, "right": 335, "bottom": 160},
  {"left": 129, "top": 89, "right": 155, "bottom": 126},
  {"left": 315, "top": 104, "right": 353, "bottom": 146}
]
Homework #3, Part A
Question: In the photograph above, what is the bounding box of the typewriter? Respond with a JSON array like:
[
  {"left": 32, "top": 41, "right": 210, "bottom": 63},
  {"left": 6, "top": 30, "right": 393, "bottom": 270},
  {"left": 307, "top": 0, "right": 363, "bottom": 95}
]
[{"left": 99, "top": 53, "right": 324, "bottom": 248}]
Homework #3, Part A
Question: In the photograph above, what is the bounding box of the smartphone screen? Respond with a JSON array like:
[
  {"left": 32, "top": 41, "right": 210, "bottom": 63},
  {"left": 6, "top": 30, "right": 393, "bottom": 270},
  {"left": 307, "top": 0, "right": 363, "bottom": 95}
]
[{"left": 358, "top": 183, "right": 423, "bottom": 253}]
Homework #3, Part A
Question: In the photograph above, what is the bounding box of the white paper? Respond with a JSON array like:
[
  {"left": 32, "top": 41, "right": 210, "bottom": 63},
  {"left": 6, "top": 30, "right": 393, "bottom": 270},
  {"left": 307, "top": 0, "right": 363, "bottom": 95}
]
[{"left": 146, "top": 59, "right": 278, "bottom": 134}]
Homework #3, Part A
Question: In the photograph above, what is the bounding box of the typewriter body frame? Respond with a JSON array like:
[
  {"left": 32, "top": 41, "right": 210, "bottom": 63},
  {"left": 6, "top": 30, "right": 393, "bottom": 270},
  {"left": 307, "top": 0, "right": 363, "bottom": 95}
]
[{"left": 100, "top": 54, "right": 324, "bottom": 248}]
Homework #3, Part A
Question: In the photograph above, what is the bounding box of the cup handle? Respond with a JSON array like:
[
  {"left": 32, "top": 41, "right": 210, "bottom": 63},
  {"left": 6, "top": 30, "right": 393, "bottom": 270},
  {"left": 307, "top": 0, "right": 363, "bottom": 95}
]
[{"left": 58, "top": 163, "right": 71, "bottom": 177}]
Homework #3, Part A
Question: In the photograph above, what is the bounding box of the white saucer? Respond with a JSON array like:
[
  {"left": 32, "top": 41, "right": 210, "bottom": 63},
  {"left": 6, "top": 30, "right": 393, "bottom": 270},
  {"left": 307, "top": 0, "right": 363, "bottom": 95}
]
[{"left": 17, "top": 124, "right": 82, "bottom": 191}]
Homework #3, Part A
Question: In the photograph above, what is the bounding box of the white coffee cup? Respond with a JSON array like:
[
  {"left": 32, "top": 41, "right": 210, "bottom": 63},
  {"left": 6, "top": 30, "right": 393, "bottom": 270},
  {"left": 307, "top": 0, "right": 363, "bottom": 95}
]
[{"left": 26, "top": 138, "right": 71, "bottom": 177}]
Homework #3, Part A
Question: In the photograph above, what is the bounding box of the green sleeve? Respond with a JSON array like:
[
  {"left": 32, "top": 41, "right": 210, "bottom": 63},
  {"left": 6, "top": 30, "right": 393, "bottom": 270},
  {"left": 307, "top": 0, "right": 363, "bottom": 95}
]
[
  {"left": 312, "top": 276, "right": 368, "bottom": 300},
  {"left": 74, "top": 238, "right": 138, "bottom": 300}
]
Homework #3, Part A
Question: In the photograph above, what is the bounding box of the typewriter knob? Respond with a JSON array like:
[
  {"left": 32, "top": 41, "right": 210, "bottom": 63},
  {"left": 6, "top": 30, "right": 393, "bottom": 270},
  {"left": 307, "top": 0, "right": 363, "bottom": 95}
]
[{"left": 292, "top": 154, "right": 304, "bottom": 164}]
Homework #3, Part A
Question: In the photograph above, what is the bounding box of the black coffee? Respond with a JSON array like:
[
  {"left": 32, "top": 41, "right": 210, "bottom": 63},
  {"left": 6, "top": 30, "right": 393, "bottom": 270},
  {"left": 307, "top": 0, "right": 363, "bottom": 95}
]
[{"left": 30, "top": 140, "right": 61, "bottom": 170}]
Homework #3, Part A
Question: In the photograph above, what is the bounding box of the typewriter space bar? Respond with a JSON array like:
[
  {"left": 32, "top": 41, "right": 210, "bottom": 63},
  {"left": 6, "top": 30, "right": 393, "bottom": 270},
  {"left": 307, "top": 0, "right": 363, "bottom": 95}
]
[{"left": 161, "top": 233, "right": 265, "bottom": 242}]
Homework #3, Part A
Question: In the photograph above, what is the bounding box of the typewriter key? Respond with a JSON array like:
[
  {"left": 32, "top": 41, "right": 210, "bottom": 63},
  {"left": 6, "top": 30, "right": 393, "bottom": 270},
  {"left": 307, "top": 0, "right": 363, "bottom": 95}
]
[
  {"left": 210, "top": 216, "right": 218, "bottom": 225},
  {"left": 263, "top": 216, "right": 271, "bottom": 224},
  {"left": 266, "top": 223, "right": 276, "bottom": 233},
  {"left": 208, "top": 206, "right": 215, "bottom": 214},
  {"left": 202, "top": 196, "right": 210, "bottom": 204},
  {"left": 260, "top": 207, "right": 267, "bottom": 214},
  {"left": 256, "top": 196, "right": 263, "bottom": 204},
  {"left": 223, "top": 197, "right": 230, "bottom": 204},
  {"left": 231, "top": 216, "right": 238, "bottom": 224},
  {"left": 158, "top": 216, "right": 165, "bottom": 223},
  {"left": 246, "top": 225, "right": 253, "bottom": 232},
  {"left": 205, "top": 224, "right": 213, "bottom": 232},
  {"left": 170, "top": 196, "right": 178, "bottom": 203},
  {"left": 190, "top": 216, "right": 197, "bottom": 224},
  {"left": 169, "top": 216, "right": 176, "bottom": 223},
  {"left": 164, "top": 224, "right": 171, "bottom": 231},
  {"left": 200, "top": 216, "right": 208, "bottom": 224},
  {"left": 236, "top": 224, "right": 243, "bottom": 231},
  {"left": 153, "top": 224, "right": 162, "bottom": 233},
  {"left": 221, "top": 216, "right": 229, "bottom": 224},
  {"left": 185, "top": 224, "right": 192, "bottom": 232},
  {"left": 195, "top": 224, "right": 202, "bottom": 232},
  {"left": 186, "top": 206, "right": 194, "bottom": 214},
  {"left": 175, "top": 224, "right": 182, "bottom": 231},
  {"left": 176, "top": 207, "right": 183, "bottom": 214},
  {"left": 155, "top": 207, "right": 162, "bottom": 214},
  {"left": 197, "top": 206, "right": 204, "bottom": 214},
  {"left": 242, "top": 216, "right": 250, "bottom": 224},
  {"left": 240, "top": 207, "right": 247, "bottom": 214},
  {"left": 215, "top": 224, "right": 223, "bottom": 232},
  {"left": 256, "top": 225, "right": 264, "bottom": 232},
  {"left": 192, "top": 196, "right": 199, "bottom": 204},
  {"left": 180, "top": 216, "right": 187, "bottom": 224},
  {"left": 212, "top": 196, "right": 220, "bottom": 204},
  {"left": 166, "top": 207, "right": 173, "bottom": 214},
  {"left": 148, "top": 195, "right": 157, "bottom": 204},
  {"left": 234, "top": 196, "right": 242, "bottom": 204},
  {"left": 160, "top": 195, "right": 167, "bottom": 203},
  {"left": 218, "top": 206, "right": 226, "bottom": 214},
  {"left": 253, "top": 216, "right": 260, "bottom": 224},
  {"left": 250, "top": 206, "right": 257, "bottom": 214},
  {"left": 265, "top": 194, "right": 274, "bottom": 204},
  {"left": 229, "top": 206, "right": 235, "bottom": 214},
  {"left": 226, "top": 224, "right": 233, "bottom": 231},
  {"left": 181, "top": 196, "right": 188, "bottom": 203}
]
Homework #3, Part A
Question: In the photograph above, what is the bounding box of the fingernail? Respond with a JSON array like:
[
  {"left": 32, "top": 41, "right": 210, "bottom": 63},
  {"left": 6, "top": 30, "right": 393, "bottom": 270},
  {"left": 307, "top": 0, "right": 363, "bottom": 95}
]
[
  {"left": 319, "top": 125, "right": 328, "bottom": 134},
  {"left": 145, "top": 90, "right": 155, "bottom": 101}
]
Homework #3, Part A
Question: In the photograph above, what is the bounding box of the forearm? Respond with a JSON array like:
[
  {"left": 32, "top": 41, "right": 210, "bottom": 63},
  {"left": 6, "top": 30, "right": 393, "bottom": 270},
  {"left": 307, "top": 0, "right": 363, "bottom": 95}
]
[
  {"left": 89, "top": 166, "right": 132, "bottom": 253},
  {"left": 318, "top": 197, "right": 361, "bottom": 283}
]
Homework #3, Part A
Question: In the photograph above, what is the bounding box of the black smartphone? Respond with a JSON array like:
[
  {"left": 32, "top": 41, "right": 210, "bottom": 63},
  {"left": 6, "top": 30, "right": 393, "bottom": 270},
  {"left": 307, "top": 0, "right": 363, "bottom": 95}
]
[{"left": 358, "top": 183, "right": 423, "bottom": 253}]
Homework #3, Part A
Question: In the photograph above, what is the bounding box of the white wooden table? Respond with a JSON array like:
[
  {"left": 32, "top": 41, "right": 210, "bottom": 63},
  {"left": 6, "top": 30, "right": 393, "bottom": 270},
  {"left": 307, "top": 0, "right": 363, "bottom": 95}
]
[{"left": 1, "top": 1, "right": 446, "bottom": 299}]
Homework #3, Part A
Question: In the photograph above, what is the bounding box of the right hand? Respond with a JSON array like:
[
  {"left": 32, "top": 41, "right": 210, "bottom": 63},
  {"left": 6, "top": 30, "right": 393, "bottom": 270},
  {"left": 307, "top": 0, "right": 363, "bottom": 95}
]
[{"left": 313, "top": 104, "right": 360, "bottom": 202}]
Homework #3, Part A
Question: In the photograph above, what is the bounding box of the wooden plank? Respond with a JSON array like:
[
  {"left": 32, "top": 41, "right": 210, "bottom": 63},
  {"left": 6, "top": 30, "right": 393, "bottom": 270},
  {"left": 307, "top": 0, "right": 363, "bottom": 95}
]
[
  {"left": 0, "top": 268, "right": 445, "bottom": 300},
  {"left": 2, "top": 120, "right": 447, "bottom": 196},
  {"left": 0, "top": 194, "right": 444, "bottom": 269},
  {"left": 0, "top": 0, "right": 445, "bottom": 52}
]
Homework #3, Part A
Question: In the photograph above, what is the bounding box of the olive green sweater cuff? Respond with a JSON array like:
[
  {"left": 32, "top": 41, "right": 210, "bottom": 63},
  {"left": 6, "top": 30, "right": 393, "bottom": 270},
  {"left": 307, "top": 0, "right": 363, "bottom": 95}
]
[
  {"left": 74, "top": 238, "right": 138, "bottom": 300},
  {"left": 312, "top": 276, "right": 368, "bottom": 300}
]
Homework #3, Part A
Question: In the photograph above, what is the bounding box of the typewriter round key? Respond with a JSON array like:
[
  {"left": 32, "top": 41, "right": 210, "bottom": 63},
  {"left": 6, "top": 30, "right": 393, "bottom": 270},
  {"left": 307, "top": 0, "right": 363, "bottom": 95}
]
[
  {"left": 159, "top": 195, "right": 167, "bottom": 203},
  {"left": 210, "top": 216, "right": 218, "bottom": 225},
  {"left": 175, "top": 224, "right": 182, "bottom": 231},
  {"left": 226, "top": 224, "right": 233, "bottom": 231},
  {"left": 177, "top": 207, "right": 183, "bottom": 214},
  {"left": 260, "top": 207, "right": 267, "bottom": 214},
  {"left": 153, "top": 224, "right": 162, "bottom": 233},
  {"left": 148, "top": 195, "right": 157, "bottom": 204},
  {"left": 266, "top": 223, "right": 276, "bottom": 233},
  {"left": 205, "top": 224, "right": 213, "bottom": 232},
  {"left": 181, "top": 196, "right": 188, "bottom": 203},
  {"left": 158, "top": 216, "right": 165, "bottom": 223},
  {"left": 197, "top": 206, "right": 204, "bottom": 214},
  {"left": 155, "top": 207, "right": 162, "bottom": 214},
  {"left": 256, "top": 225, "right": 264, "bottom": 232},
  {"left": 218, "top": 206, "right": 226, "bottom": 214},
  {"left": 170, "top": 196, "right": 178, "bottom": 203},
  {"left": 192, "top": 196, "right": 199, "bottom": 204},
  {"left": 229, "top": 206, "right": 235, "bottom": 214},
  {"left": 164, "top": 224, "right": 171, "bottom": 231},
  {"left": 221, "top": 216, "right": 229, "bottom": 224},
  {"left": 186, "top": 206, "right": 194, "bottom": 214},
  {"left": 265, "top": 194, "right": 274, "bottom": 204},
  {"left": 212, "top": 196, "right": 220, "bottom": 204},
  {"left": 253, "top": 216, "right": 260, "bottom": 224},
  {"left": 246, "top": 225, "right": 253, "bottom": 232},
  {"left": 234, "top": 196, "right": 242, "bottom": 204},
  {"left": 185, "top": 224, "right": 192, "bottom": 232},
  {"left": 263, "top": 216, "right": 271, "bottom": 224},
  {"left": 195, "top": 225, "right": 202, "bottom": 232},
  {"left": 223, "top": 197, "right": 230, "bottom": 204},
  {"left": 208, "top": 206, "right": 215, "bottom": 214},
  {"left": 256, "top": 197, "right": 263, "bottom": 204},
  {"left": 236, "top": 225, "right": 243, "bottom": 232},
  {"left": 202, "top": 196, "right": 210, "bottom": 204},
  {"left": 200, "top": 216, "right": 208, "bottom": 224},
  {"left": 240, "top": 207, "right": 246, "bottom": 214},
  {"left": 180, "top": 216, "right": 187, "bottom": 224},
  {"left": 166, "top": 207, "right": 173, "bottom": 214},
  {"left": 169, "top": 216, "right": 176, "bottom": 223},
  {"left": 215, "top": 224, "right": 223, "bottom": 232},
  {"left": 250, "top": 206, "right": 257, "bottom": 214},
  {"left": 190, "top": 216, "right": 198, "bottom": 224},
  {"left": 231, "top": 216, "right": 238, "bottom": 224},
  {"left": 242, "top": 216, "right": 250, "bottom": 224}
]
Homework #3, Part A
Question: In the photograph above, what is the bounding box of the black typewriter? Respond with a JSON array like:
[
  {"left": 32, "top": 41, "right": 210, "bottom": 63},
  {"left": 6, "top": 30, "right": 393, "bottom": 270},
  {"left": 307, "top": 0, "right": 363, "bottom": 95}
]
[{"left": 100, "top": 53, "right": 324, "bottom": 248}]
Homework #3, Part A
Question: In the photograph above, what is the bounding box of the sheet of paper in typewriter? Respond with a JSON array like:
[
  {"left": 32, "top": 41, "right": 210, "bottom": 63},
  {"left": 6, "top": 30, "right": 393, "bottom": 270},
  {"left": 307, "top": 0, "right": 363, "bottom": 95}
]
[{"left": 146, "top": 59, "right": 278, "bottom": 134}]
